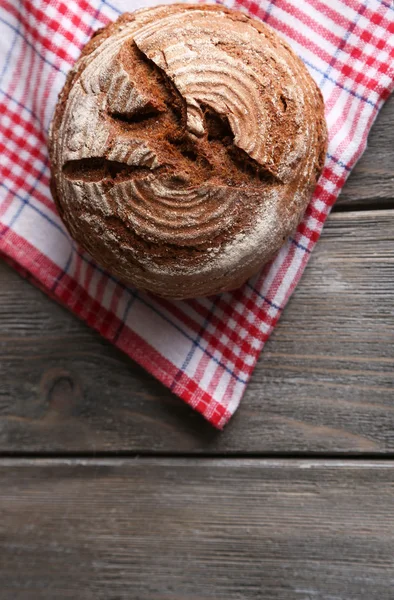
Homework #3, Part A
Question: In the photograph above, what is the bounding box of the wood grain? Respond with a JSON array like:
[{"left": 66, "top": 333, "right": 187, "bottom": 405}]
[
  {"left": 1, "top": 209, "right": 393, "bottom": 454},
  {"left": 335, "top": 93, "right": 394, "bottom": 209},
  {"left": 1, "top": 458, "right": 394, "bottom": 599}
]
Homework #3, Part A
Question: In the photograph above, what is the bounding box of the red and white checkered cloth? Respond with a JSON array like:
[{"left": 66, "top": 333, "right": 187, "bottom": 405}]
[{"left": 1, "top": 0, "right": 393, "bottom": 428}]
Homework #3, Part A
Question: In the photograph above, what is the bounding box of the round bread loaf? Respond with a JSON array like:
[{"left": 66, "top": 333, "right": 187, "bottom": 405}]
[{"left": 49, "top": 3, "right": 327, "bottom": 299}]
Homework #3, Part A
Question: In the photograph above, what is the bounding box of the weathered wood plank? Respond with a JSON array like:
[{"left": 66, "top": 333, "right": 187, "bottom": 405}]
[
  {"left": 335, "top": 93, "right": 394, "bottom": 209},
  {"left": 0, "top": 209, "right": 393, "bottom": 453},
  {"left": 1, "top": 458, "right": 394, "bottom": 600}
]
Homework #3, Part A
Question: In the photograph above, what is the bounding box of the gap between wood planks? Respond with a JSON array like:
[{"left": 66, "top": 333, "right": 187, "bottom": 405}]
[
  {"left": 1, "top": 456, "right": 394, "bottom": 466},
  {"left": 2, "top": 451, "right": 394, "bottom": 460},
  {"left": 333, "top": 200, "right": 394, "bottom": 212}
]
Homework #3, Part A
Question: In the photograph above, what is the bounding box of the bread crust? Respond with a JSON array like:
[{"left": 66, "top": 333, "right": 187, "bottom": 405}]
[{"left": 49, "top": 3, "right": 327, "bottom": 298}]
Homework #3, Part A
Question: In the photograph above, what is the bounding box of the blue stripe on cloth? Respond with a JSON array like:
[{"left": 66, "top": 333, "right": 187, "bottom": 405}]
[
  {"left": 302, "top": 57, "right": 378, "bottom": 110},
  {"left": 289, "top": 237, "right": 312, "bottom": 253},
  {"left": 0, "top": 15, "right": 68, "bottom": 76},
  {"left": 0, "top": 160, "right": 50, "bottom": 235},
  {"left": 0, "top": 1, "right": 22, "bottom": 86},
  {"left": 0, "top": 183, "right": 70, "bottom": 247},
  {"left": 51, "top": 248, "right": 73, "bottom": 292},
  {"left": 0, "top": 88, "right": 44, "bottom": 128},
  {"left": 246, "top": 282, "right": 283, "bottom": 311},
  {"left": 170, "top": 295, "right": 222, "bottom": 391},
  {"left": 68, "top": 255, "right": 247, "bottom": 383},
  {"left": 327, "top": 153, "right": 352, "bottom": 172},
  {"left": 262, "top": 0, "right": 278, "bottom": 21},
  {"left": 138, "top": 295, "right": 248, "bottom": 384},
  {"left": 101, "top": 0, "right": 122, "bottom": 14},
  {"left": 318, "top": 0, "right": 367, "bottom": 91},
  {"left": 78, "top": 251, "right": 127, "bottom": 290},
  {"left": 112, "top": 290, "right": 139, "bottom": 343},
  {"left": 88, "top": 1, "right": 105, "bottom": 32}
]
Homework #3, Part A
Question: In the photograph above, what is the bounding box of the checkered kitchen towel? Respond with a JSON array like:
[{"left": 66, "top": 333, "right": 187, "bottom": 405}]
[{"left": 1, "top": 0, "right": 393, "bottom": 428}]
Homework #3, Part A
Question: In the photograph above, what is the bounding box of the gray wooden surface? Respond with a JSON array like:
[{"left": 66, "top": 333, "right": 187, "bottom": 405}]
[
  {"left": 335, "top": 96, "right": 394, "bottom": 209},
  {"left": 0, "top": 78, "right": 393, "bottom": 600},
  {"left": 1, "top": 209, "right": 393, "bottom": 453},
  {"left": 2, "top": 459, "right": 394, "bottom": 600}
]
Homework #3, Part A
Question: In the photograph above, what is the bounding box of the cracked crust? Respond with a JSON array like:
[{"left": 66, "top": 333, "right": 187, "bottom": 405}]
[{"left": 49, "top": 3, "right": 327, "bottom": 299}]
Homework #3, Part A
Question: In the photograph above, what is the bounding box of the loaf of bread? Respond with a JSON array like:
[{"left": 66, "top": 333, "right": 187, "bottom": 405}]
[{"left": 49, "top": 4, "right": 327, "bottom": 299}]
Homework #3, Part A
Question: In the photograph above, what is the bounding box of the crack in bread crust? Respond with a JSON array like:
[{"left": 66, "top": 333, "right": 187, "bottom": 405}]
[{"left": 49, "top": 3, "right": 327, "bottom": 299}]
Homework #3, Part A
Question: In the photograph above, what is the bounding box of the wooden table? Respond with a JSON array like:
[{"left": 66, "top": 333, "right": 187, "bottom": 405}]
[{"left": 1, "top": 95, "right": 393, "bottom": 599}]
